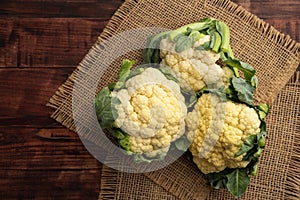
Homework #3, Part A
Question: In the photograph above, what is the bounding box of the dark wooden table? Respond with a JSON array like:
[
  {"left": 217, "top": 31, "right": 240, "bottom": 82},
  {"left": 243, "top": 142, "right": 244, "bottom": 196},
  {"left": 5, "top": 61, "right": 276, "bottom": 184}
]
[{"left": 0, "top": 0, "right": 299, "bottom": 199}]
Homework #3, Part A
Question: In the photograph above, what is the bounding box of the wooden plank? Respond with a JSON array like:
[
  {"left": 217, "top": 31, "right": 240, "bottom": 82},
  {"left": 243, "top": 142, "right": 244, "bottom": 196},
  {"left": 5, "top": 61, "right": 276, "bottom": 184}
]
[
  {"left": 1, "top": 5, "right": 299, "bottom": 68},
  {"left": 0, "top": 127, "right": 100, "bottom": 170},
  {"left": 265, "top": 18, "right": 300, "bottom": 42},
  {"left": 1, "top": 0, "right": 297, "bottom": 20},
  {"left": 1, "top": 17, "right": 299, "bottom": 69},
  {"left": 0, "top": 0, "right": 123, "bottom": 18},
  {"left": 0, "top": 20, "right": 19, "bottom": 67},
  {"left": 0, "top": 68, "right": 74, "bottom": 127},
  {"left": 0, "top": 126, "right": 103, "bottom": 200},
  {"left": 233, "top": 0, "right": 300, "bottom": 19},
  {"left": 0, "top": 169, "right": 100, "bottom": 199},
  {"left": 232, "top": 0, "right": 251, "bottom": 10},
  {"left": 0, "top": 18, "right": 107, "bottom": 67},
  {"left": 249, "top": 0, "right": 300, "bottom": 19}
]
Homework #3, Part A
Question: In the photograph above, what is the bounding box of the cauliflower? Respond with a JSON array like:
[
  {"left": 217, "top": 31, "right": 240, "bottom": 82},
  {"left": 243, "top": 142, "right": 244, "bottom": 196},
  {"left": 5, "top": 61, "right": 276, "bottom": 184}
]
[
  {"left": 160, "top": 34, "right": 233, "bottom": 92},
  {"left": 143, "top": 18, "right": 237, "bottom": 93},
  {"left": 112, "top": 68, "right": 187, "bottom": 158},
  {"left": 95, "top": 60, "right": 187, "bottom": 162},
  {"left": 186, "top": 94, "right": 261, "bottom": 174}
]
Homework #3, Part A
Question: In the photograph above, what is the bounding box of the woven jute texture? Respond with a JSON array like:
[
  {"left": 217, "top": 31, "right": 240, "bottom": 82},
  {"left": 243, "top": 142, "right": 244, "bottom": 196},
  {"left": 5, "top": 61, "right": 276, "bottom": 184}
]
[
  {"left": 47, "top": 0, "right": 300, "bottom": 199},
  {"left": 98, "top": 154, "right": 211, "bottom": 200},
  {"left": 99, "top": 161, "right": 179, "bottom": 200}
]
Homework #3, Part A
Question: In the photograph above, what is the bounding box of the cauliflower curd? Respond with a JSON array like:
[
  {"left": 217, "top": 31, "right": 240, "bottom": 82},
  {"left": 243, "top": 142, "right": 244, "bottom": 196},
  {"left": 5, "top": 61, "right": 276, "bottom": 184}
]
[
  {"left": 112, "top": 68, "right": 187, "bottom": 158},
  {"left": 186, "top": 94, "right": 261, "bottom": 174},
  {"left": 160, "top": 35, "right": 233, "bottom": 91}
]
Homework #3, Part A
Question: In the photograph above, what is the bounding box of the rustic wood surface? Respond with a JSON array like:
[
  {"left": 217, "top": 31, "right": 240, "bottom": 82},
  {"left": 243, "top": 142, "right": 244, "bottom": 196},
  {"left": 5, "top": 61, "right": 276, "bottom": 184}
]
[{"left": 0, "top": 0, "right": 299, "bottom": 199}]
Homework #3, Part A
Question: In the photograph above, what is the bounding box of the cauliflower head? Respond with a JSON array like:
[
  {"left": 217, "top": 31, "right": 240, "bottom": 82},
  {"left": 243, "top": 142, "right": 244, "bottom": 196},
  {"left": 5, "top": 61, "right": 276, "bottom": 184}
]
[
  {"left": 186, "top": 94, "right": 261, "bottom": 174},
  {"left": 112, "top": 68, "right": 187, "bottom": 158},
  {"left": 160, "top": 35, "right": 233, "bottom": 91}
]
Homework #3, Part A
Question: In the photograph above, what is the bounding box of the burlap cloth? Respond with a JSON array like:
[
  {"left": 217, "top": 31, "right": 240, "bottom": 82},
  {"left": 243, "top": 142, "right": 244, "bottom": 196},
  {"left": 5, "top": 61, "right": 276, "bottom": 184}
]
[{"left": 48, "top": 0, "right": 300, "bottom": 199}]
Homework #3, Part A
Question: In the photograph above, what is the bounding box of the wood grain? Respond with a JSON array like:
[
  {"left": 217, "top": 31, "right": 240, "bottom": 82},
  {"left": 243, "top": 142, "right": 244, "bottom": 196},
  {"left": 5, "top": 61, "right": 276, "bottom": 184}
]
[
  {"left": 0, "top": 68, "right": 74, "bottom": 126},
  {"left": 249, "top": 0, "right": 300, "bottom": 19},
  {"left": 265, "top": 18, "right": 300, "bottom": 42},
  {"left": 0, "top": 0, "right": 299, "bottom": 199},
  {"left": 233, "top": 0, "right": 300, "bottom": 19},
  {"left": 233, "top": 0, "right": 300, "bottom": 42},
  {"left": 0, "top": 0, "right": 123, "bottom": 18},
  {"left": 0, "top": 19, "right": 108, "bottom": 67},
  {"left": 0, "top": 68, "right": 103, "bottom": 199},
  {"left": 0, "top": 169, "right": 100, "bottom": 199},
  {"left": 0, "top": 126, "right": 102, "bottom": 199},
  {"left": 0, "top": 128, "right": 98, "bottom": 170}
]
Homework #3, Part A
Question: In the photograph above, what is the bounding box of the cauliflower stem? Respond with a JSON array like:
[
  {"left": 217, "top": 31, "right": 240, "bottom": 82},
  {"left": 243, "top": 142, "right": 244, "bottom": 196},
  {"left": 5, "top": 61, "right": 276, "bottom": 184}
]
[{"left": 143, "top": 17, "right": 234, "bottom": 66}]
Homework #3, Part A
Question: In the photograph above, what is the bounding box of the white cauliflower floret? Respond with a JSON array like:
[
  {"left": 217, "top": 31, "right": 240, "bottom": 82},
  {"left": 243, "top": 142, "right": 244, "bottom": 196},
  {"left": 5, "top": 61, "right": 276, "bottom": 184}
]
[
  {"left": 186, "top": 94, "right": 261, "bottom": 174},
  {"left": 160, "top": 35, "right": 232, "bottom": 91},
  {"left": 113, "top": 68, "right": 187, "bottom": 158}
]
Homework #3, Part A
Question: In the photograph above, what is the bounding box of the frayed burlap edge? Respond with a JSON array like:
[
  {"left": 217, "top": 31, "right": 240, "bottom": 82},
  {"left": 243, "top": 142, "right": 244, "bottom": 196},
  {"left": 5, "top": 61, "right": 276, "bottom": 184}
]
[{"left": 98, "top": 165, "right": 119, "bottom": 199}]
